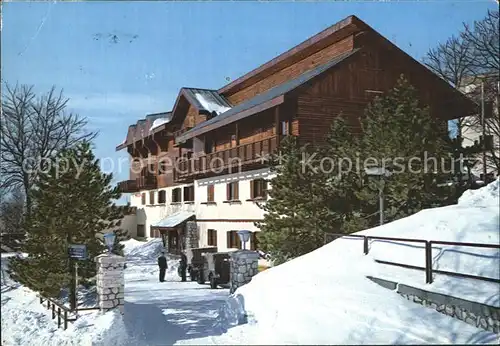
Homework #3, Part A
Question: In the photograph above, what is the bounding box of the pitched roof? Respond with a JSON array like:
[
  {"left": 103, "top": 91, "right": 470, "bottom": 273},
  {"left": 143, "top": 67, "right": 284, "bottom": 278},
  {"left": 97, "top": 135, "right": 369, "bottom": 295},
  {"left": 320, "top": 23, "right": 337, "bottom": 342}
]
[
  {"left": 116, "top": 111, "right": 173, "bottom": 151},
  {"left": 182, "top": 88, "right": 232, "bottom": 115},
  {"left": 218, "top": 15, "right": 359, "bottom": 95},
  {"left": 176, "top": 48, "right": 359, "bottom": 143}
]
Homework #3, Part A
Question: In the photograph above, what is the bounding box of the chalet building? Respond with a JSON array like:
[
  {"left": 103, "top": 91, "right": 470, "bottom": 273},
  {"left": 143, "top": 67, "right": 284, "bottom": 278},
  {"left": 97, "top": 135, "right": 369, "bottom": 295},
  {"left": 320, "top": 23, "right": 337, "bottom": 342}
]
[{"left": 116, "top": 15, "right": 476, "bottom": 254}]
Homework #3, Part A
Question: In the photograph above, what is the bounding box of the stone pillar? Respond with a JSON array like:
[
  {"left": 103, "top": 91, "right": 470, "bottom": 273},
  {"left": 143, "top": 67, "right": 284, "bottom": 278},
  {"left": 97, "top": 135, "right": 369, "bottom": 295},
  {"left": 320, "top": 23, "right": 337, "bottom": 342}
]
[
  {"left": 229, "top": 250, "right": 259, "bottom": 294},
  {"left": 96, "top": 253, "right": 125, "bottom": 314},
  {"left": 185, "top": 221, "right": 199, "bottom": 251}
]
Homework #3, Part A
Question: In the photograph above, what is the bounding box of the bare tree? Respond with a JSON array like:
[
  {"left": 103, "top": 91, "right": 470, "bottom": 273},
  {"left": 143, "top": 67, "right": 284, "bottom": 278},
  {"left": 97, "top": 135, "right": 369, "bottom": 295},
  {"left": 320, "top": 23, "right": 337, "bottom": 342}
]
[
  {"left": 462, "top": 10, "right": 499, "bottom": 74},
  {"left": 1, "top": 83, "right": 97, "bottom": 215},
  {"left": 423, "top": 34, "right": 476, "bottom": 136},
  {"left": 423, "top": 10, "right": 499, "bottom": 175}
]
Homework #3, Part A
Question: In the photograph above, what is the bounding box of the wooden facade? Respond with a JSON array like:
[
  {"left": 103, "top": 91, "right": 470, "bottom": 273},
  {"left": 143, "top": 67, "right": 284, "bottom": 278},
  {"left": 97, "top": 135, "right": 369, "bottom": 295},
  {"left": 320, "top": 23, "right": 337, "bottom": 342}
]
[{"left": 117, "top": 15, "right": 476, "bottom": 190}]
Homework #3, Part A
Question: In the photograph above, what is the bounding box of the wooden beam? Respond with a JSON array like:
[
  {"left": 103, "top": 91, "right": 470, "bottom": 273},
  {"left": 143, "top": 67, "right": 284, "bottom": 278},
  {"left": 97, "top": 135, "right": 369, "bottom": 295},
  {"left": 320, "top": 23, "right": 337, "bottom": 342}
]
[
  {"left": 235, "top": 122, "right": 240, "bottom": 146},
  {"left": 274, "top": 105, "right": 280, "bottom": 144}
]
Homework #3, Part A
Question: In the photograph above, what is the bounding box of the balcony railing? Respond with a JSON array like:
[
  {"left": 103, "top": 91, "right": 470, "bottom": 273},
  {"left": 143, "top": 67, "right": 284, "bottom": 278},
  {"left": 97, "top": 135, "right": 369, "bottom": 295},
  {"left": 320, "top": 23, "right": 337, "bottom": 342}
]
[
  {"left": 174, "top": 127, "right": 194, "bottom": 140},
  {"left": 137, "top": 175, "right": 158, "bottom": 190},
  {"left": 174, "top": 136, "right": 279, "bottom": 181},
  {"left": 117, "top": 179, "right": 138, "bottom": 193},
  {"left": 118, "top": 175, "right": 157, "bottom": 193}
]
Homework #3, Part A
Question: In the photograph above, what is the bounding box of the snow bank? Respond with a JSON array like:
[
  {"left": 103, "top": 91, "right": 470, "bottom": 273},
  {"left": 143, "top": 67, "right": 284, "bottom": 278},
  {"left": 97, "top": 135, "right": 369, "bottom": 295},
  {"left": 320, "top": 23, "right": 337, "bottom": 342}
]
[
  {"left": 125, "top": 238, "right": 165, "bottom": 261},
  {"left": 124, "top": 238, "right": 180, "bottom": 281},
  {"left": 210, "top": 179, "right": 500, "bottom": 344},
  {"left": 121, "top": 238, "right": 148, "bottom": 256},
  {"left": 458, "top": 178, "right": 499, "bottom": 207},
  {"left": 194, "top": 93, "right": 231, "bottom": 115}
]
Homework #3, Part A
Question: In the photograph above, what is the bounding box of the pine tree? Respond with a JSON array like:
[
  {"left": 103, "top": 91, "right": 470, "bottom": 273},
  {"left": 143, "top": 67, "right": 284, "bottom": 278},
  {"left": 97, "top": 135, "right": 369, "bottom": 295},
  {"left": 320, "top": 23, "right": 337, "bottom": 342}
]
[
  {"left": 354, "top": 75, "right": 455, "bottom": 225},
  {"left": 9, "top": 141, "right": 129, "bottom": 298},
  {"left": 255, "top": 136, "right": 327, "bottom": 265}
]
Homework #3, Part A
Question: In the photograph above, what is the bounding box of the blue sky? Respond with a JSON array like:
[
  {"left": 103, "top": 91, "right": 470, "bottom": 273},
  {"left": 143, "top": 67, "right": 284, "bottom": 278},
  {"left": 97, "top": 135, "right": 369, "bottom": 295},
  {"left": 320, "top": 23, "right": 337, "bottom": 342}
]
[{"left": 3, "top": 0, "right": 498, "bottom": 204}]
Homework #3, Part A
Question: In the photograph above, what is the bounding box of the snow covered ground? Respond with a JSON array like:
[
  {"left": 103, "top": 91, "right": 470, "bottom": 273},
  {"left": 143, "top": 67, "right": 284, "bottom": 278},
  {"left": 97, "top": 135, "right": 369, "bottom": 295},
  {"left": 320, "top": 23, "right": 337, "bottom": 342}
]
[{"left": 1, "top": 180, "right": 499, "bottom": 345}]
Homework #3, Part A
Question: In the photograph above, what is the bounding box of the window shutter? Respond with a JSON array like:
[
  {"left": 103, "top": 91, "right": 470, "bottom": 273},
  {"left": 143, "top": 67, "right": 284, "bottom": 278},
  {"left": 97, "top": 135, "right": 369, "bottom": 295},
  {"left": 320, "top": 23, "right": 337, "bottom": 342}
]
[
  {"left": 226, "top": 184, "right": 230, "bottom": 201},
  {"left": 263, "top": 180, "right": 268, "bottom": 198},
  {"left": 234, "top": 182, "right": 239, "bottom": 200},
  {"left": 227, "top": 231, "right": 232, "bottom": 248},
  {"left": 208, "top": 185, "right": 214, "bottom": 202},
  {"left": 250, "top": 180, "right": 254, "bottom": 199}
]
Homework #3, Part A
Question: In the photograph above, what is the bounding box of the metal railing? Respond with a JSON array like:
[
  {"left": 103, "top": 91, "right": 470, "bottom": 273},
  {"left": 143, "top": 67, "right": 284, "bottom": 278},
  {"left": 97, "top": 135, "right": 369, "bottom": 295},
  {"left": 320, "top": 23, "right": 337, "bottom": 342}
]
[{"left": 324, "top": 233, "right": 500, "bottom": 284}]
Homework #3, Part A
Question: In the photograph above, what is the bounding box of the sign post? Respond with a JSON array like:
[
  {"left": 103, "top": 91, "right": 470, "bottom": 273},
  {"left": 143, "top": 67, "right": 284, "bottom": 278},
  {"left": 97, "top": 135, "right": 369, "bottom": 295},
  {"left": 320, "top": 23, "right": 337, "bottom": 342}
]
[{"left": 68, "top": 244, "right": 87, "bottom": 311}]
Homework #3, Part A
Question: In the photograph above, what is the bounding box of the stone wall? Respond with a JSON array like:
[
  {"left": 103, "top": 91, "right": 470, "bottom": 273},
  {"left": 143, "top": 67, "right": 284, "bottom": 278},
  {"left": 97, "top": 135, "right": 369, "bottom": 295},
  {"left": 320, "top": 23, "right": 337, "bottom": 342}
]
[
  {"left": 185, "top": 221, "right": 199, "bottom": 251},
  {"left": 367, "top": 276, "right": 499, "bottom": 333},
  {"left": 96, "top": 253, "right": 126, "bottom": 314},
  {"left": 229, "top": 250, "right": 259, "bottom": 294}
]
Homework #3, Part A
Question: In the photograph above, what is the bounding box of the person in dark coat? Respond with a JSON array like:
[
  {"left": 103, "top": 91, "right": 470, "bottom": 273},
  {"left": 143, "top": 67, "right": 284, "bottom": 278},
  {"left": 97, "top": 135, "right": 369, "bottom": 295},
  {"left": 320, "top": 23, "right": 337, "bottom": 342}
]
[
  {"left": 179, "top": 252, "right": 187, "bottom": 282},
  {"left": 158, "top": 251, "right": 168, "bottom": 282}
]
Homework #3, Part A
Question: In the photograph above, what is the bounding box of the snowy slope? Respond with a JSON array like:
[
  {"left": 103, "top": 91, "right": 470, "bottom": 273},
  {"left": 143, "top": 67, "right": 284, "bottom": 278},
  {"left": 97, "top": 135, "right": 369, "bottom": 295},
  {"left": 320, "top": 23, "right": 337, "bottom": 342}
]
[{"left": 196, "top": 179, "right": 500, "bottom": 345}]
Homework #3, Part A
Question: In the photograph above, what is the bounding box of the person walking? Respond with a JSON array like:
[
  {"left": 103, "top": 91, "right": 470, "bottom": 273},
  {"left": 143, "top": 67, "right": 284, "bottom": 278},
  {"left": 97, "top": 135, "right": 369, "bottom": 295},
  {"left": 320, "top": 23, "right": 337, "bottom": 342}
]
[
  {"left": 158, "top": 251, "right": 167, "bottom": 282},
  {"left": 179, "top": 252, "right": 187, "bottom": 282}
]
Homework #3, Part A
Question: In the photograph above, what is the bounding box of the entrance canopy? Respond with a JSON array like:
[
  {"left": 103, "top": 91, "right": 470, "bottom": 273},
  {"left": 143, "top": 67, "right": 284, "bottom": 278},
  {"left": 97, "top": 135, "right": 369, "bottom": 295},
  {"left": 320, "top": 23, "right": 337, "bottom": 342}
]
[{"left": 151, "top": 211, "right": 195, "bottom": 229}]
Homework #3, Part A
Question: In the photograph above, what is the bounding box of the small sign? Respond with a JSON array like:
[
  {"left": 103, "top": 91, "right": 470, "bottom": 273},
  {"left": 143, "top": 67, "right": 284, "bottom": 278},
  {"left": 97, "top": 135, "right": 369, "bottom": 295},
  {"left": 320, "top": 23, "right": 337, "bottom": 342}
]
[{"left": 68, "top": 244, "right": 87, "bottom": 260}]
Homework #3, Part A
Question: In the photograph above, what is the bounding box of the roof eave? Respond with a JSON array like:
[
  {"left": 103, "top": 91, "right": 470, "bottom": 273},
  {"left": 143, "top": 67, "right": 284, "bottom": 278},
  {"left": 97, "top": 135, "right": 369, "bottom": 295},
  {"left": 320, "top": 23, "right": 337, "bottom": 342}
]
[
  {"left": 176, "top": 95, "right": 285, "bottom": 143},
  {"left": 218, "top": 15, "right": 360, "bottom": 95}
]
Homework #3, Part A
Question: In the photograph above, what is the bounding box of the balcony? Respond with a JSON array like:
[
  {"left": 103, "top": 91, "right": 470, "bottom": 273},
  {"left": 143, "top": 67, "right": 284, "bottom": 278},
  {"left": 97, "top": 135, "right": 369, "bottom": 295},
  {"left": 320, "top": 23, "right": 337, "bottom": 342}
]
[
  {"left": 117, "top": 179, "right": 138, "bottom": 193},
  {"left": 137, "top": 175, "right": 158, "bottom": 190},
  {"left": 117, "top": 175, "right": 158, "bottom": 193},
  {"left": 174, "top": 136, "right": 279, "bottom": 182}
]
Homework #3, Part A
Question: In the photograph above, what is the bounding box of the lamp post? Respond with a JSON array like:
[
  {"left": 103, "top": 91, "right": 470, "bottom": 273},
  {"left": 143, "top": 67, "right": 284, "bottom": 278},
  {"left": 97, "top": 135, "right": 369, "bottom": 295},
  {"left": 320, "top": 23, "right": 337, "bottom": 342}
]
[
  {"left": 365, "top": 166, "right": 391, "bottom": 226},
  {"left": 237, "top": 230, "right": 251, "bottom": 250},
  {"left": 103, "top": 232, "right": 116, "bottom": 254}
]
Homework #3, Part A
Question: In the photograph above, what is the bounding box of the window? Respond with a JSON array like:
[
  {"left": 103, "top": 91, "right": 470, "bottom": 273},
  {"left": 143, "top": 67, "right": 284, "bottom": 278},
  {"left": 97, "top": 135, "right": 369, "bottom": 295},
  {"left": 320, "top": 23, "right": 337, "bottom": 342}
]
[
  {"left": 149, "top": 191, "right": 155, "bottom": 204},
  {"left": 250, "top": 179, "right": 268, "bottom": 199},
  {"left": 184, "top": 185, "right": 195, "bottom": 202},
  {"left": 137, "top": 225, "right": 145, "bottom": 238},
  {"left": 158, "top": 190, "right": 166, "bottom": 204},
  {"left": 207, "top": 185, "right": 215, "bottom": 202},
  {"left": 226, "top": 182, "right": 239, "bottom": 201},
  {"left": 227, "top": 231, "right": 241, "bottom": 249},
  {"left": 250, "top": 232, "right": 259, "bottom": 251},
  {"left": 280, "top": 120, "right": 289, "bottom": 136},
  {"left": 172, "top": 188, "right": 182, "bottom": 203},
  {"left": 207, "top": 229, "right": 217, "bottom": 246},
  {"left": 141, "top": 193, "right": 146, "bottom": 205}
]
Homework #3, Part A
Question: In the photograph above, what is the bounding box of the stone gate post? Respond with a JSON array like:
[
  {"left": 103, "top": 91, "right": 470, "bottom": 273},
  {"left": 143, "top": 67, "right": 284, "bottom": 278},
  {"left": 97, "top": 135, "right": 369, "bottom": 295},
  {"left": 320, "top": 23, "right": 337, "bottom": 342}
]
[
  {"left": 229, "top": 250, "right": 259, "bottom": 294},
  {"left": 96, "top": 253, "right": 126, "bottom": 314}
]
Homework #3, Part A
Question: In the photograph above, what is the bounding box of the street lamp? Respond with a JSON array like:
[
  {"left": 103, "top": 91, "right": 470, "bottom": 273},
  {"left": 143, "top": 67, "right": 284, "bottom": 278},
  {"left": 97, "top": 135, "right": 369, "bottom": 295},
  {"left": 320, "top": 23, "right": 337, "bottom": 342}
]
[
  {"left": 103, "top": 232, "right": 116, "bottom": 254},
  {"left": 365, "top": 166, "right": 392, "bottom": 226},
  {"left": 237, "top": 230, "right": 251, "bottom": 250}
]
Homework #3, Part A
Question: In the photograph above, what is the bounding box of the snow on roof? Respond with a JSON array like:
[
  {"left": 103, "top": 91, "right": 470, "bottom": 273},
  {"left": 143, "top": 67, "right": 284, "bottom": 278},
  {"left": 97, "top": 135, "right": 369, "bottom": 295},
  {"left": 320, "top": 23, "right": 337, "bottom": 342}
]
[
  {"left": 211, "top": 179, "right": 500, "bottom": 344},
  {"left": 149, "top": 118, "right": 169, "bottom": 132},
  {"left": 194, "top": 92, "right": 231, "bottom": 115},
  {"left": 151, "top": 211, "right": 195, "bottom": 229}
]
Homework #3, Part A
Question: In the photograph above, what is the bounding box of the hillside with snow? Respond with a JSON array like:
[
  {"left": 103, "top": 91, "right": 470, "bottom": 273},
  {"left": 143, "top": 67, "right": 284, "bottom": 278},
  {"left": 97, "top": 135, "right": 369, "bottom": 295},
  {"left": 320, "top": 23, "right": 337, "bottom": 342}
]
[{"left": 1, "top": 180, "right": 499, "bottom": 345}]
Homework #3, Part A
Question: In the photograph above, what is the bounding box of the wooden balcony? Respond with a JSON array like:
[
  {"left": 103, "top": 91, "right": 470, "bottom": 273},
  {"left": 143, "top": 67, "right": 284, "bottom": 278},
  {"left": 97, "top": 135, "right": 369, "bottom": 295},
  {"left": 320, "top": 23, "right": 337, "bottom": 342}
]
[
  {"left": 118, "top": 175, "right": 158, "bottom": 193},
  {"left": 137, "top": 175, "right": 158, "bottom": 190},
  {"left": 174, "top": 136, "right": 279, "bottom": 182},
  {"left": 117, "top": 179, "right": 138, "bottom": 193}
]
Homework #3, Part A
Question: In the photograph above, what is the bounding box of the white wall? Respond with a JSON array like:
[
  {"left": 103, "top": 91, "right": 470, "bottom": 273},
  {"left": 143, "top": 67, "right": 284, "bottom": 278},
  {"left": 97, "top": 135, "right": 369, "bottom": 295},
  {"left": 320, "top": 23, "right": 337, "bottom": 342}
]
[
  {"left": 195, "top": 168, "right": 275, "bottom": 251},
  {"left": 130, "top": 184, "right": 196, "bottom": 239}
]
